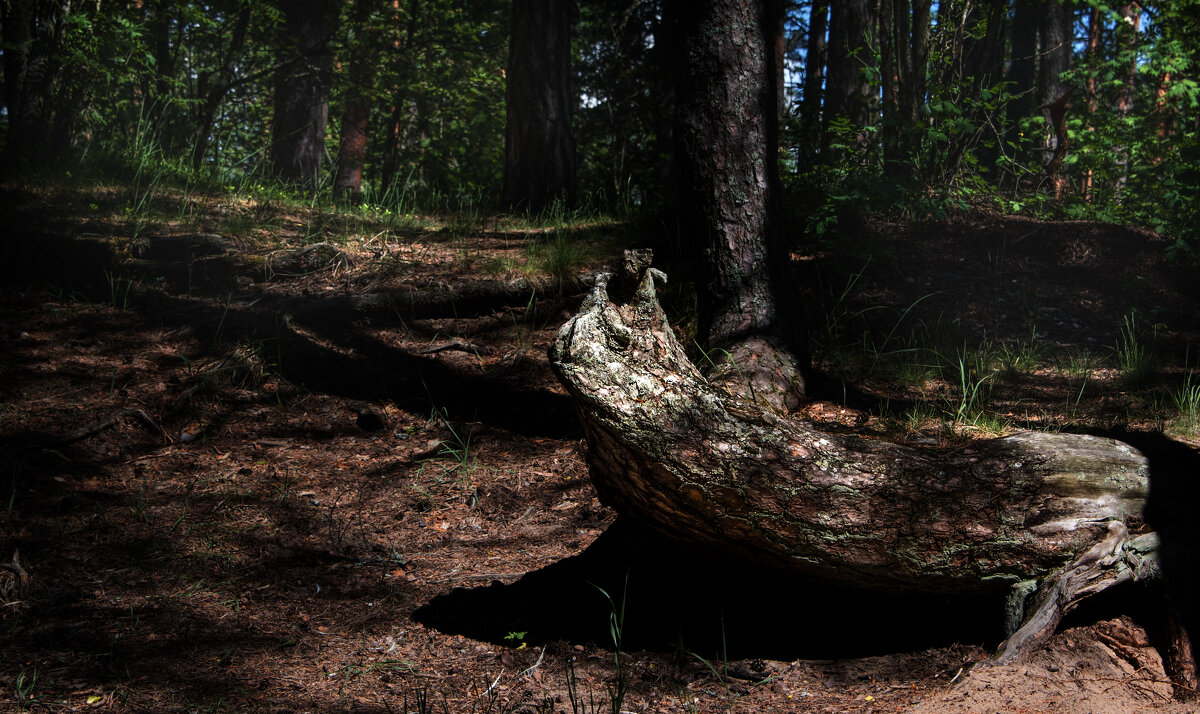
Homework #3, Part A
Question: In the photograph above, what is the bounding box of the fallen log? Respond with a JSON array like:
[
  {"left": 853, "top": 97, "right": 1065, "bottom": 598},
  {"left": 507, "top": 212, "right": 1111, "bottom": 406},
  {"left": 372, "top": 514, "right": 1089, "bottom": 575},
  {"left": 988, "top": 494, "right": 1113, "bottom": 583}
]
[{"left": 549, "top": 252, "right": 1160, "bottom": 662}]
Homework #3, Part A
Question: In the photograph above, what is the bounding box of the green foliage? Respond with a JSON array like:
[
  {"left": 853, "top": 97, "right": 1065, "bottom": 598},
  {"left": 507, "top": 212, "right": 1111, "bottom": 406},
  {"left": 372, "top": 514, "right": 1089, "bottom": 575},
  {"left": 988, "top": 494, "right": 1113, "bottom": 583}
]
[
  {"left": 591, "top": 577, "right": 629, "bottom": 714},
  {"left": 5, "top": 0, "right": 1199, "bottom": 253},
  {"left": 572, "top": 0, "right": 668, "bottom": 211},
  {"left": 782, "top": 0, "right": 1200, "bottom": 260}
]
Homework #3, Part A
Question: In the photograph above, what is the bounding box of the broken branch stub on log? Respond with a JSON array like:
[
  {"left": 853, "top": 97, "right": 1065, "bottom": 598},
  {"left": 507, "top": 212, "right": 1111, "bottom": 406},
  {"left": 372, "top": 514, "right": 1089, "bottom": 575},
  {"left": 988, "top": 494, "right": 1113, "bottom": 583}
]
[{"left": 549, "top": 252, "right": 1158, "bottom": 661}]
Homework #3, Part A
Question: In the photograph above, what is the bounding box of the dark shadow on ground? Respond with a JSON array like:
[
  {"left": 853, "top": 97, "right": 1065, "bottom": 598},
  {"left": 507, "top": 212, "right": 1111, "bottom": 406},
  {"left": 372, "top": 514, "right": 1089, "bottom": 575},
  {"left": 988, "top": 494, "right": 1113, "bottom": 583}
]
[
  {"left": 1102, "top": 429, "right": 1200, "bottom": 650},
  {"left": 418, "top": 427, "right": 1200, "bottom": 664},
  {"left": 416, "top": 517, "right": 1011, "bottom": 661},
  {"left": 127, "top": 289, "right": 582, "bottom": 440}
]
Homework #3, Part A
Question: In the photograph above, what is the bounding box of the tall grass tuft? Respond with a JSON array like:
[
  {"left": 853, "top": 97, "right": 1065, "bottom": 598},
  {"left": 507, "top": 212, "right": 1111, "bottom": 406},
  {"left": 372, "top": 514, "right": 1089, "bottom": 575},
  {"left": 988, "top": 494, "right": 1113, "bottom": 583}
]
[{"left": 1113, "top": 312, "right": 1156, "bottom": 384}]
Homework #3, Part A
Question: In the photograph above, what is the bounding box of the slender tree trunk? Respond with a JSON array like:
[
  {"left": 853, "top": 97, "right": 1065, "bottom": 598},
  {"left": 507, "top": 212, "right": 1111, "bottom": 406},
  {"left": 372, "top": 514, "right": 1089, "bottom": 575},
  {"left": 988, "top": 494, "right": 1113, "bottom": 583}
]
[
  {"left": 501, "top": 0, "right": 576, "bottom": 211},
  {"left": 144, "top": 0, "right": 177, "bottom": 147},
  {"left": 1083, "top": 4, "right": 1100, "bottom": 201},
  {"left": 801, "top": 1, "right": 828, "bottom": 149},
  {"left": 192, "top": 4, "right": 252, "bottom": 171},
  {"left": 378, "top": 97, "right": 404, "bottom": 197},
  {"left": 377, "top": 0, "right": 418, "bottom": 198},
  {"left": 271, "top": 0, "right": 338, "bottom": 192},
  {"left": 334, "top": 89, "right": 374, "bottom": 204},
  {"left": 2, "top": 0, "right": 67, "bottom": 165},
  {"left": 879, "top": 0, "right": 899, "bottom": 172},
  {"left": 0, "top": 0, "right": 36, "bottom": 164},
  {"left": 334, "top": 0, "right": 381, "bottom": 204},
  {"left": 1036, "top": 1, "right": 1072, "bottom": 112},
  {"left": 668, "top": 0, "right": 806, "bottom": 411},
  {"left": 771, "top": 0, "right": 787, "bottom": 125},
  {"left": 880, "top": 0, "right": 932, "bottom": 183},
  {"left": 1035, "top": 1, "right": 1073, "bottom": 198},
  {"left": 963, "top": 0, "right": 1006, "bottom": 180},
  {"left": 1008, "top": 0, "right": 1038, "bottom": 174},
  {"left": 650, "top": 8, "right": 677, "bottom": 192},
  {"left": 1114, "top": 2, "right": 1141, "bottom": 192},
  {"left": 824, "top": 0, "right": 873, "bottom": 139}
]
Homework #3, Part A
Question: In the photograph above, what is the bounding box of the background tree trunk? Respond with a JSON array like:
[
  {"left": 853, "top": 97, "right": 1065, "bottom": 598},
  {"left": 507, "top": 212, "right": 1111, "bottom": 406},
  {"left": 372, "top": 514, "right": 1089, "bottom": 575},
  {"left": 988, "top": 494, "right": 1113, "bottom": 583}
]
[
  {"left": 500, "top": 0, "right": 576, "bottom": 211},
  {"left": 1, "top": 0, "right": 68, "bottom": 165},
  {"left": 333, "top": 0, "right": 381, "bottom": 204},
  {"left": 962, "top": 0, "right": 1007, "bottom": 180},
  {"left": 271, "top": 0, "right": 338, "bottom": 191},
  {"left": 667, "top": 0, "right": 806, "bottom": 411},
  {"left": 825, "top": 0, "right": 874, "bottom": 137},
  {"left": 879, "top": 0, "right": 931, "bottom": 183},
  {"left": 192, "top": 4, "right": 252, "bottom": 172},
  {"left": 1037, "top": 0, "right": 1072, "bottom": 177},
  {"left": 0, "top": 0, "right": 36, "bottom": 164},
  {"left": 1008, "top": 0, "right": 1038, "bottom": 172},
  {"left": 801, "top": 1, "right": 828, "bottom": 150}
]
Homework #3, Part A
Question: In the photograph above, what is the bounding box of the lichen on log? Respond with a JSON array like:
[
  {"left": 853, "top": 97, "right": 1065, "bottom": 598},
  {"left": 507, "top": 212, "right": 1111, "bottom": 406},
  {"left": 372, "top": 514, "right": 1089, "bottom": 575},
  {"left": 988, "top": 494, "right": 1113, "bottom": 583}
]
[{"left": 549, "top": 251, "right": 1159, "bottom": 661}]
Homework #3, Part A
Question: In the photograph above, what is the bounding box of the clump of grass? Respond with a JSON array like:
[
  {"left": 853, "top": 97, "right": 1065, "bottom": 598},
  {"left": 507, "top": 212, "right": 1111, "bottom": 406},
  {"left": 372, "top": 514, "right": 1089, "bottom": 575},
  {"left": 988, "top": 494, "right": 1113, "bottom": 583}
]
[
  {"left": 1057, "top": 349, "right": 1099, "bottom": 381},
  {"left": 542, "top": 232, "right": 587, "bottom": 279},
  {"left": 1112, "top": 312, "right": 1156, "bottom": 384},
  {"left": 1170, "top": 373, "right": 1200, "bottom": 435},
  {"left": 997, "top": 331, "right": 1045, "bottom": 377},
  {"left": 936, "top": 343, "right": 997, "bottom": 423},
  {"left": 104, "top": 270, "right": 134, "bottom": 310}
]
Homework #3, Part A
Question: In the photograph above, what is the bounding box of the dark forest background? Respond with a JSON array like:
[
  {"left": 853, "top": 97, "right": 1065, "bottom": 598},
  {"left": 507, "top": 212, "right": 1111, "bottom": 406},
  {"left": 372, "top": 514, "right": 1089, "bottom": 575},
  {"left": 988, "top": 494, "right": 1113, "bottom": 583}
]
[{"left": 2, "top": 0, "right": 1199, "bottom": 255}]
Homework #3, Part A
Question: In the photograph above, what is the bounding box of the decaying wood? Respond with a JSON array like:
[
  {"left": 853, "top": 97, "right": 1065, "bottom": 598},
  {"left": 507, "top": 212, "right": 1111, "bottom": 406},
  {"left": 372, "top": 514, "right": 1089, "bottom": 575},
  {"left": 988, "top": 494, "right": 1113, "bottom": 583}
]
[{"left": 549, "top": 252, "right": 1160, "bottom": 662}]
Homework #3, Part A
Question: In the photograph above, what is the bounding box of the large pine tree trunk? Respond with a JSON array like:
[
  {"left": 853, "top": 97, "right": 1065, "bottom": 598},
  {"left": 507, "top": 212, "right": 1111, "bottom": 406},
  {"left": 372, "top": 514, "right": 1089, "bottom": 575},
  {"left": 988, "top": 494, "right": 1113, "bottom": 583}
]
[
  {"left": 500, "top": 0, "right": 575, "bottom": 211},
  {"left": 550, "top": 251, "right": 1160, "bottom": 663},
  {"left": 271, "top": 0, "right": 337, "bottom": 192},
  {"left": 668, "top": 0, "right": 805, "bottom": 411}
]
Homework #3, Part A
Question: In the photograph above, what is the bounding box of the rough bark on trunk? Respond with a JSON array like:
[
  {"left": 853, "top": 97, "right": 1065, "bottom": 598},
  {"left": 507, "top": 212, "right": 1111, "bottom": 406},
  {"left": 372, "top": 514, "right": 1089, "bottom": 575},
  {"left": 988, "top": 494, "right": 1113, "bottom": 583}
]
[
  {"left": 501, "top": 0, "right": 576, "bottom": 211},
  {"left": 550, "top": 252, "right": 1161, "bottom": 662},
  {"left": 271, "top": 0, "right": 337, "bottom": 192},
  {"left": 669, "top": 0, "right": 805, "bottom": 411}
]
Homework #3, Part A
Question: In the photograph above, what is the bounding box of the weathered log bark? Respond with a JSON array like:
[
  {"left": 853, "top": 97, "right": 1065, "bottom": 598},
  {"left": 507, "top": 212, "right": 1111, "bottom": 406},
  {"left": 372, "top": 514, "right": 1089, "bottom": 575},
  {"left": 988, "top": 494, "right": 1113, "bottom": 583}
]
[{"left": 550, "top": 252, "right": 1160, "bottom": 662}]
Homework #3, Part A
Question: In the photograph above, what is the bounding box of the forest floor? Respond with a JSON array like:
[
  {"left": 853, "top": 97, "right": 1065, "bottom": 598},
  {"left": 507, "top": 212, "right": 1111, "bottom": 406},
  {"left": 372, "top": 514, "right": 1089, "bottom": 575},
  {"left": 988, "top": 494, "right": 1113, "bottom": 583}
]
[{"left": 1, "top": 180, "right": 1199, "bottom": 713}]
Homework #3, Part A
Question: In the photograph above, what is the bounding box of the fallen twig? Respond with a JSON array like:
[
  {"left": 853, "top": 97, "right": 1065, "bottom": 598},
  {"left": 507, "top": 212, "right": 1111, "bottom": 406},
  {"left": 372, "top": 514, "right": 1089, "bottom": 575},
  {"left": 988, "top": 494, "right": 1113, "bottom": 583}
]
[
  {"left": 3, "top": 408, "right": 167, "bottom": 454},
  {"left": 420, "top": 339, "right": 489, "bottom": 356},
  {"left": 518, "top": 646, "right": 547, "bottom": 679},
  {"left": 483, "top": 669, "right": 504, "bottom": 696}
]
